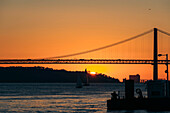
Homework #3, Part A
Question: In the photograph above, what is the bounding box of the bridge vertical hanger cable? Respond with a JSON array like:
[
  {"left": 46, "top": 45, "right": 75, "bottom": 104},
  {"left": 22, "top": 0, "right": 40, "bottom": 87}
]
[
  {"left": 158, "top": 28, "right": 170, "bottom": 57},
  {"left": 47, "top": 29, "right": 153, "bottom": 59}
]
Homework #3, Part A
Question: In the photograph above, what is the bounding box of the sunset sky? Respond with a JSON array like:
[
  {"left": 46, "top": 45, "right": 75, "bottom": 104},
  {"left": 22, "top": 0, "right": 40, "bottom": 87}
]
[{"left": 0, "top": 0, "right": 170, "bottom": 81}]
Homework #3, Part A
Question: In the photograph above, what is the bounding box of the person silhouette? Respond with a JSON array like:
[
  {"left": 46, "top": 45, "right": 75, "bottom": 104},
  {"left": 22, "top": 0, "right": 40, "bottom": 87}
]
[{"left": 111, "top": 91, "right": 118, "bottom": 100}]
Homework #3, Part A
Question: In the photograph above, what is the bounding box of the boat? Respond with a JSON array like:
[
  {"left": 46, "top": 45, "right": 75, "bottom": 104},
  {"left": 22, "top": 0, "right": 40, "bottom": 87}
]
[
  {"left": 76, "top": 75, "right": 83, "bottom": 88},
  {"left": 83, "top": 69, "right": 90, "bottom": 86}
]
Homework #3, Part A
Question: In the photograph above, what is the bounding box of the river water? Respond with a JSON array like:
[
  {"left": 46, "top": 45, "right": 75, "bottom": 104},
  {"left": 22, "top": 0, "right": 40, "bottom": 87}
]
[{"left": 0, "top": 83, "right": 169, "bottom": 113}]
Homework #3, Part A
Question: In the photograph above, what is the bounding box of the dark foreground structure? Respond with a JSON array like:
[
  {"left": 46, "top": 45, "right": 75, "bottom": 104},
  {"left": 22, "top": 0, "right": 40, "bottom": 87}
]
[
  {"left": 107, "top": 97, "right": 170, "bottom": 111},
  {"left": 107, "top": 80, "right": 170, "bottom": 111}
]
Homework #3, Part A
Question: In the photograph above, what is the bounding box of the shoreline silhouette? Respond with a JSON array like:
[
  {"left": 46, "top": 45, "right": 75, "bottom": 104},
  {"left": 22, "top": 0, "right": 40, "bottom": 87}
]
[{"left": 0, "top": 66, "right": 119, "bottom": 83}]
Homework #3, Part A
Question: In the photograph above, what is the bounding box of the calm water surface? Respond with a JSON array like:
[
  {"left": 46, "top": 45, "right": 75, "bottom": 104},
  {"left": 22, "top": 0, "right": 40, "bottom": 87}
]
[{"left": 0, "top": 83, "right": 169, "bottom": 113}]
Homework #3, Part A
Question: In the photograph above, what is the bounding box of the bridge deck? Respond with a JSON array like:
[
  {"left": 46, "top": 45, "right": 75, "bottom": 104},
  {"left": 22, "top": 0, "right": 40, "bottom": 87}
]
[{"left": 0, "top": 59, "right": 169, "bottom": 64}]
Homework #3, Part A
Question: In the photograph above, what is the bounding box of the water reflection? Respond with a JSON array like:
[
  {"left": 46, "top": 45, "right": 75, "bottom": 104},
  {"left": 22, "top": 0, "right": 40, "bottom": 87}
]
[{"left": 0, "top": 83, "right": 165, "bottom": 113}]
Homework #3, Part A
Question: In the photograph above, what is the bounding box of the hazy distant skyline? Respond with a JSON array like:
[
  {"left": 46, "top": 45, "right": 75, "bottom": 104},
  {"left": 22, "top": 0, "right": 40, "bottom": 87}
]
[{"left": 0, "top": 0, "right": 170, "bottom": 81}]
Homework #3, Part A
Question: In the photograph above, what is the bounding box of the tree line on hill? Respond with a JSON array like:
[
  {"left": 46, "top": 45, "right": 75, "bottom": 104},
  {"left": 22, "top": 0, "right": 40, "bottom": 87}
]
[{"left": 0, "top": 66, "right": 119, "bottom": 83}]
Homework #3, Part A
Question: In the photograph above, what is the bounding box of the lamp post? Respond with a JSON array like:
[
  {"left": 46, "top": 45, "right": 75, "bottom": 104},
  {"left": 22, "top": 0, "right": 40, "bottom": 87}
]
[{"left": 158, "top": 54, "right": 169, "bottom": 97}]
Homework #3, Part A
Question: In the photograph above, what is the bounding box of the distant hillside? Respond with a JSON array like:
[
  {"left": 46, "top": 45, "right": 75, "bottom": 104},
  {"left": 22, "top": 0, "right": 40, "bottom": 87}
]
[{"left": 0, "top": 66, "right": 119, "bottom": 83}]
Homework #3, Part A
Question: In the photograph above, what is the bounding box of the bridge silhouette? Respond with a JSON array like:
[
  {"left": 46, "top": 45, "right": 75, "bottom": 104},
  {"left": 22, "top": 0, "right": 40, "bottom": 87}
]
[{"left": 0, "top": 28, "right": 170, "bottom": 80}]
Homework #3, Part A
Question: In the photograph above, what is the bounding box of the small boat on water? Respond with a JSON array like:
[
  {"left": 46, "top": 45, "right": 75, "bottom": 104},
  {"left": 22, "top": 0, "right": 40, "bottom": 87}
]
[
  {"left": 83, "top": 69, "right": 90, "bottom": 86},
  {"left": 76, "top": 75, "right": 83, "bottom": 88}
]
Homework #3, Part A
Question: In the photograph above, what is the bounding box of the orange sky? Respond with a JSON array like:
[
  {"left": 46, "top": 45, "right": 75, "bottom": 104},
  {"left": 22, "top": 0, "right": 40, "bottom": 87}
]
[{"left": 0, "top": 0, "right": 170, "bottom": 81}]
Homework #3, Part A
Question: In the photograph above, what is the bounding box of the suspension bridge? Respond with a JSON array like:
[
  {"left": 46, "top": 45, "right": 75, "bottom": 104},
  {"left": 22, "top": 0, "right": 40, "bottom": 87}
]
[
  {"left": 0, "top": 28, "right": 170, "bottom": 80},
  {"left": 0, "top": 59, "right": 169, "bottom": 64}
]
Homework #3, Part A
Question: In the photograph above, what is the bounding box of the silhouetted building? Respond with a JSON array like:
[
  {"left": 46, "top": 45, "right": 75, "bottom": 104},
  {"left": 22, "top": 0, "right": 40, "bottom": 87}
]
[
  {"left": 129, "top": 74, "right": 140, "bottom": 83},
  {"left": 123, "top": 78, "right": 126, "bottom": 83}
]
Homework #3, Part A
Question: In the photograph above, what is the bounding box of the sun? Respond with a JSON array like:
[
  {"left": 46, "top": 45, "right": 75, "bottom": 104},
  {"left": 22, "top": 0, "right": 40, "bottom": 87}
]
[{"left": 90, "top": 72, "right": 96, "bottom": 75}]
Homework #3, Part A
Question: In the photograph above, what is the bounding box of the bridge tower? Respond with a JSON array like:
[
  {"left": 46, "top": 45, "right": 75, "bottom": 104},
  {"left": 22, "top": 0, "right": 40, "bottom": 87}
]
[{"left": 153, "top": 28, "right": 158, "bottom": 80}]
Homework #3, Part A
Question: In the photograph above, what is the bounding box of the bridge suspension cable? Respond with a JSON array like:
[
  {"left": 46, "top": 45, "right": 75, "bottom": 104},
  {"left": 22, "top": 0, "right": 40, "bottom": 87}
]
[
  {"left": 48, "top": 29, "right": 153, "bottom": 59},
  {"left": 158, "top": 29, "right": 170, "bottom": 36}
]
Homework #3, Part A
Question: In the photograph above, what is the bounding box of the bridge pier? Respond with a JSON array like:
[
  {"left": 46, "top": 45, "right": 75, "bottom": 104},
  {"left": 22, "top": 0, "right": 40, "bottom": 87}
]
[{"left": 153, "top": 28, "right": 158, "bottom": 80}]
